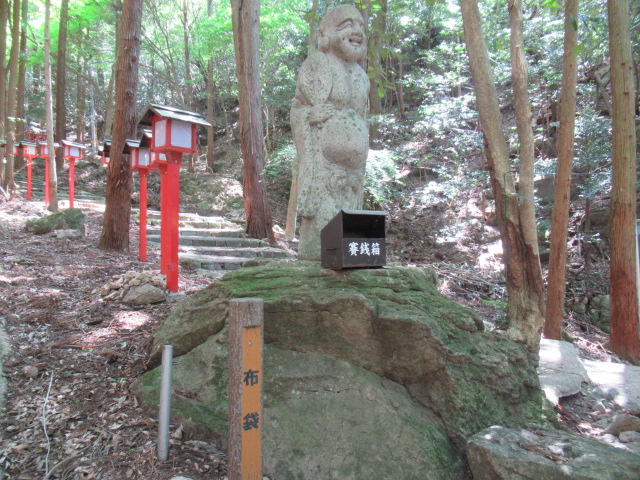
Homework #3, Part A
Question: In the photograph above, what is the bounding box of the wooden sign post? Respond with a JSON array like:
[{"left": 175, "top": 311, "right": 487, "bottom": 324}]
[{"left": 228, "top": 298, "right": 264, "bottom": 480}]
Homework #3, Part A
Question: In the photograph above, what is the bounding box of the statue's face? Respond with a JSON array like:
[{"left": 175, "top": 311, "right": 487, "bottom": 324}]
[{"left": 325, "top": 9, "right": 366, "bottom": 62}]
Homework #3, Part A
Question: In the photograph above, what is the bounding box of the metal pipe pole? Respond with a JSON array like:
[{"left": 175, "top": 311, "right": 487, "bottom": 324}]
[{"left": 157, "top": 344, "right": 173, "bottom": 461}]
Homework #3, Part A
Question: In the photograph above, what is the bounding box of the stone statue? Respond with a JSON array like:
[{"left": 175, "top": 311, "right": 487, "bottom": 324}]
[{"left": 291, "top": 5, "right": 369, "bottom": 261}]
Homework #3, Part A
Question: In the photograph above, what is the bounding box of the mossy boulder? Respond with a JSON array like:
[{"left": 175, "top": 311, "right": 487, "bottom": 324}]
[
  {"left": 135, "top": 261, "right": 552, "bottom": 479},
  {"left": 25, "top": 208, "right": 86, "bottom": 235}
]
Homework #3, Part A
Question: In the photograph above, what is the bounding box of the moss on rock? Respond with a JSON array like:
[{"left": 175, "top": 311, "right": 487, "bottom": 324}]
[
  {"left": 135, "top": 261, "right": 552, "bottom": 479},
  {"left": 25, "top": 208, "right": 86, "bottom": 235}
]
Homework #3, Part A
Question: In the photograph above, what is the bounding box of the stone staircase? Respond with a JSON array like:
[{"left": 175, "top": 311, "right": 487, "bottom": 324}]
[
  {"left": 15, "top": 168, "right": 293, "bottom": 272},
  {"left": 145, "top": 211, "right": 291, "bottom": 272}
]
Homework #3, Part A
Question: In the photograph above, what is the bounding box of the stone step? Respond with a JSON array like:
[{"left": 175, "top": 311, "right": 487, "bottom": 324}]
[
  {"left": 146, "top": 226, "right": 245, "bottom": 238},
  {"left": 146, "top": 210, "right": 226, "bottom": 223},
  {"left": 178, "top": 244, "right": 291, "bottom": 259},
  {"left": 147, "top": 234, "right": 269, "bottom": 248},
  {"left": 178, "top": 253, "right": 251, "bottom": 271}
]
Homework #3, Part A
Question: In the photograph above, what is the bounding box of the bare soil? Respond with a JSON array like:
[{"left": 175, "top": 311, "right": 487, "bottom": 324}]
[{"left": 0, "top": 199, "right": 224, "bottom": 480}]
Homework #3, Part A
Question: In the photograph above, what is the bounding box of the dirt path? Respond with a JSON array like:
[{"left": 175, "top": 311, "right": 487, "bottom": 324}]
[{"left": 0, "top": 200, "right": 225, "bottom": 480}]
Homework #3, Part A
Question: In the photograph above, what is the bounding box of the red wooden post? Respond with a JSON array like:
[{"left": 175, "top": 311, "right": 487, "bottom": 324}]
[
  {"left": 44, "top": 154, "right": 50, "bottom": 204},
  {"left": 26, "top": 159, "right": 32, "bottom": 200},
  {"left": 228, "top": 298, "right": 264, "bottom": 480},
  {"left": 159, "top": 163, "right": 168, "bottom": 275},
  {"left": 160, "top": 153, "right": 182, "bottom": 292},
  {"left": 68, "top": 159, "right": 76, "bottom": 208},
  {"left": 139, "top": 169, "right": 149, "bottom": 262}
]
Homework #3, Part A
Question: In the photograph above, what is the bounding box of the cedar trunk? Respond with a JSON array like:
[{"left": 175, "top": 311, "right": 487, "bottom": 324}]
[
  {"left": 461, "top": 0, "right": 544, "bottom": 351},
  {"left": 99, "top": 0, "right": 143, "bottom": 251},
  {"left": 206, "top": 0, "right": 215, "bottom": 172},
  {"left": 545, "top": 0, "right": 579, "bottom": 340},
  {"left": 0, "top": 0, "right": 7, "bottom": 142},
  {"left": 54, "top": 0, "right": 68, "bottom": 171},
  {"left": 3, "top": 0, "right": 20, "bottom": 195},
  {"left": 44, "top": 0, "right": 58, "bottom": 212},
  {"left": 608, "top": 0, "right": 639, "bottom": 363},
  {"left": 231, "top": 0, "right": 275, "bottom": 243},
  {"left": 16, "top": 0, "right": 27, "bottom": 155}
]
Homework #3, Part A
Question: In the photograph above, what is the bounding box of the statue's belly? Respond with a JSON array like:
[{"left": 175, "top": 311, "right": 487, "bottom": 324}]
[{"left": 320, "top": 110, "right": 368, "bottom": 170}]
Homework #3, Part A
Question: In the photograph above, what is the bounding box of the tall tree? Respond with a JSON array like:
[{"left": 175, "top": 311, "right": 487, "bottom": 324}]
[
  {"left": 103, "top": 1, "right": 122, "bottom": 139},
  {"left": 460, "top": 0, "right": 545, "bottom": 351},
  {"left": 231, "top": 0, "right": 276, "bottom": 243},
  {"left": 544, "top": 0, "right": 579, "bottom": 340},
  {"left": 608, "top": 0, "right": 639, "bottom": 364},
  {"left": 55, "top": 0, "right": 69, "bottom": 170},
  {"left": 0, "top": 0, "right": 8, "bottom": 144},
  {"left": 44, "top": 0, "right": 58, "bottom": 212},
  {"left": 3, "top": 0, "right": 20, "bottom": 196},
  {"left": 206, "top": 0, "right": 215, "bottom": 172},
  {"left": 76, "top": 54, "right": 87, "bottom": 145},
  {"left": 368, "top": 0, "right": 387, "bottom": 115},
  {"left": 99, "top": 0, "right": 143, "bottom": 251},
  {"left": 182, "top": 0, "right": 195, "bottom": 172},
  {"left": 15, "top": 0, "right": 28, "bottom": 147}
]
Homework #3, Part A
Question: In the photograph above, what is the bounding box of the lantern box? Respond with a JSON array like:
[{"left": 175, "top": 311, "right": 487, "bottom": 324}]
[
  {"left": 138, "top": 104, "right": 211, "bottom": 163},
  {"left": 19, "top": 141, "right": 38, "bottom": 157},
  {"left": 2, "top": 141, "right": 19, "bottom": 156},
  {"left": 62, "top": 140, "right": 86, "bottom": 160},
  {"left": 100, "top": 141, "right": 112, "bottom": 166},
  {"left": 128, "top": 129, "right": 156, "bottom": 170},
  {"left": 38, "top": 141, "right": 60, "bottom": 157}
]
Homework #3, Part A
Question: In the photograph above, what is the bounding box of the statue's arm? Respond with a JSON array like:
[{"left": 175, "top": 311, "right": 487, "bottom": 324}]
[{"left": 293, "top": 53, "right": 336, "bottom": 125}]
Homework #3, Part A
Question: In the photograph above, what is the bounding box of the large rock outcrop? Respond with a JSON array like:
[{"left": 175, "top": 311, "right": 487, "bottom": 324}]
[
  {"left": 467, "top": 424, "right": 640, "bottom": 480},
  {"left": 134, "top": 261, "right": 551, "bottom": 479}
]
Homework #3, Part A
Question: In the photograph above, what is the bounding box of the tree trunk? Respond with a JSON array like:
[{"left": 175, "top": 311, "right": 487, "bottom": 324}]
[
  {"left": 545, "top": 0, "right": 579, "bottom": 340},
  {"left": 0, "top": 0, "right": 8, "bottom": 143},
  {"left": 3, "top": 0, "right": 21, "bottom": 196},
  {"left": 461, "top": 0, "right": 545, "bottom": 352},
  {"left": 44, "top": 0, "right": 58, "bottom": 212},
  {"left": 368, "top": 0, "right": 387, "bottom": 115},
  {"left": 508, "top": 0, "right": 545, "bottom": 318},
  {"left": 76, "top": 35, "right": 87, "bottom": 145},
  {"left": 16, "top": 0, "right": 28, "bottom": 162},
  {"left": 182, "top": 0, "right": 195, "bottom": 173},
  {"left": 99, "top": 0, "right": 143, "bottom": 252},
  {"left": 608, "top": 0, "right": 639, "bottom": 364},
  {"left": 231, "top": 0, "right": 276, "bottom": 243},
  {"left": 396, "top": 56, "right": 406, "bottom": 119},
  {"left": 54, "top": 0, "right": 69, "bottom": 171},
  {"left": 104, "top": 7, "right": 122, "bottom": 138},
  {"left": 307, "top": 0, "right": 319, "bottom": 56},
  {"left": 206, "top": 0, "right": 216, "bottom": 172}
]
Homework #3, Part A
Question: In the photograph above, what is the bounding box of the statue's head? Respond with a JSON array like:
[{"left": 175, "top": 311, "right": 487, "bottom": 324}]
[{"left": 318, "top": 5, "right": 367, "bottom": 62}]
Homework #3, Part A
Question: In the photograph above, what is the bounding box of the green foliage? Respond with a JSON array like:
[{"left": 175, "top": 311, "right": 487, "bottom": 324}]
[
  {"left": 264, "top": 143, "right": 296, "bottom": 188},
  {"left": 573, "top": 105, "right": 613, "bottom": 198},
  {"left": 364, "top": 149, "right": 404, "bottom": 208}
]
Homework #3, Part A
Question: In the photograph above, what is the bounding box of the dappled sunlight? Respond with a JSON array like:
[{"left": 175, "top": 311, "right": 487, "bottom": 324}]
[
  {"left": 76, "top": 310, "right": 154, "bottom": 346},
  {"left": 477, "top": 240, "right": 503, "bottom": 272},
  {"left": 114, "top": 311, "right": 153, "bottom": 331}
]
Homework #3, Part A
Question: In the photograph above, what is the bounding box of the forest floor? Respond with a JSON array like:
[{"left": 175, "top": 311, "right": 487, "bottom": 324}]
[{"left": 0, "top": 161, "right": 635, "bottom": 479}]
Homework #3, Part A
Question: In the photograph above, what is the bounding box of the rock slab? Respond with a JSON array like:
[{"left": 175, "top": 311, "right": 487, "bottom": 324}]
[
  {"left": 537, "top": 339, "right": 590, "bottom": 404},
  {"left": 25, "top": 208, "right": 86, "bottom": 235},
  {"left": 135, "top": 261, "right": 551, "bottom": 479},
  {"left": 467, "top": 424, "right": 640, "bottom": 480}
]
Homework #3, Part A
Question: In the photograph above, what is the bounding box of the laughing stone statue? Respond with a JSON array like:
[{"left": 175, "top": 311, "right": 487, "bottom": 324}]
[{"left": 291, "top": 5, "right": 369, "bottom": 261}]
